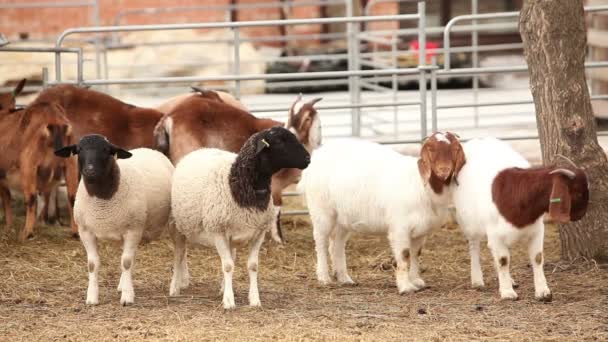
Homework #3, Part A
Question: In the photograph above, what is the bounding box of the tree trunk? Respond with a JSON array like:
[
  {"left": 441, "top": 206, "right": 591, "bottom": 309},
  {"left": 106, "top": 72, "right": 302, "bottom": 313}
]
[{"left": 519, "top": 0, "right": 608, "bottom": 261}]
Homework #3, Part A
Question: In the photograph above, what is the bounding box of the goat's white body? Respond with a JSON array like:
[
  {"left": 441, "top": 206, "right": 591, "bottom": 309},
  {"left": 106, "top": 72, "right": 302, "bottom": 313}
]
[
  {"left": 74, "top": 148, "right": 174, "bottom": 305},
  {"left": 452, "top": 137, "right": 550, "bottom": 300},
  {"left": 299, "top": 139, "right": 450, "bottom": 292},
  {"left": 170, "top": 148, "right": 273, "bottom": 308}
]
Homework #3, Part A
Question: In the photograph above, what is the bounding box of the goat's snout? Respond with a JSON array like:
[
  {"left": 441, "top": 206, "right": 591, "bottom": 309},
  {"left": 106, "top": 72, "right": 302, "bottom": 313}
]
[{"left": 435, "top": 165, "right": 452, "bottom": 180}]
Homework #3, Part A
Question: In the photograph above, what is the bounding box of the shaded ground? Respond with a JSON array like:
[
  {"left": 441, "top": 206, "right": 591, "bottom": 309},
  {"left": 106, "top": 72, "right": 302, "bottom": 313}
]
[{"left": 0, "top": 198, "right": 607, "bottom": 341}]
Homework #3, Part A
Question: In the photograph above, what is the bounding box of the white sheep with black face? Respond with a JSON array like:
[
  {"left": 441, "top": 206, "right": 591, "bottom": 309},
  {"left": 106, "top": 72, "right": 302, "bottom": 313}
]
[
  {"left": 169, "top": 126, "right": 310, "bottom": 309},
  {"left": 55, "top": 134, "right": 173, "bottom": 306}
]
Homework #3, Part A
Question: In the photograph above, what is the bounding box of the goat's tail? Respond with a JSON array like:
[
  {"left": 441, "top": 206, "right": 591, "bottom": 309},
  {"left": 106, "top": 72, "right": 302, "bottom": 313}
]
[{"left": 153, "top": 115, "right": 173, "bottom": 156}]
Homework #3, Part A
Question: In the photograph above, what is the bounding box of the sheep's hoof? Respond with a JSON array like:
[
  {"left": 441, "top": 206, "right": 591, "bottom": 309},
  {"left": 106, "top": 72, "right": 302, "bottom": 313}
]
[
  {"left": 535, "top": 290, "right": 552, "bottom": 303},
  {"left": 411, "top": 278, "right": 426, "bottom": 289},
  {"left": 471, "top": 282, "right": 486, "bottom": 291},
  {"left": 337, "top": 275, "right": 357, "bottom": 286},
  {"left": 398, "top": 285, "right": 418, "bottom": 295},
  {"left": 317, "top": 276, "right": 332, "bottom": 286},
  {"left": 223, "top": 300, "right": 236, "bottom": 310},
  {"left": 512, "top": 280, "right": 519, "bottom": 289},
  {"left": 120, "top": 298, "right": 134, "bottom": 306},
  {"left": 85, "top": 299, "right": 99, "bottom": 305}
]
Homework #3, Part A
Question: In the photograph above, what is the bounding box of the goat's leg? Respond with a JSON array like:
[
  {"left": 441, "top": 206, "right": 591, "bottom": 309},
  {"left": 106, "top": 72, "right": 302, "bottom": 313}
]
[
  {"left": 528, "top": 226, "right": 551, "bottom": 302},
  {"left": 488, "top": 234, "right": 517, "bottom": 300},
  {"left": 408, "top": 236, "right": 426, "bottom": 289},
  {"left": 80, "top": 229, "right": 100, "bottom": 305},
  {"left": 0, "top": 186, "right": 13, "bottom": 229},
  {"left": 19, "top": 173, "right": 38, "bottom": 242},
  {"left": 311, "top": 213, "right": 335, "bottom": 285},
  {"left": 468, "top": 237, "right": 485, "bottom": 288},
  {"left": 389, "top": 228, "right": 417, "bottom": 294},
  {"left": 214, "top": 234, "right": 236, "bottom": 309},
  {"left": 119, "top": 230, "right": 142, "bottom": 306},
  {"left": 331, "top": 226, "right": 354, "bottom": 285},
  {"left": 247, "top": 231, "right": 266, "bottom": 307}
]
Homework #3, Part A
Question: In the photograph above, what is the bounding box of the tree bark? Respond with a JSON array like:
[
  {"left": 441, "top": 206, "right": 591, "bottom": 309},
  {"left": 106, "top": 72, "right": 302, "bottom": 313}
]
[{"left": 519, "top": 0, "right": 608, "bottom": 261}]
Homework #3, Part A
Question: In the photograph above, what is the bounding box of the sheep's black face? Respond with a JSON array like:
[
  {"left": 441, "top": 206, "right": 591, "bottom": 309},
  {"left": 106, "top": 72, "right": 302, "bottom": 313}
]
[
  {"left": 256, "top": 126, "right": 310, "bottom": 172},
  {"left": 54, "top": 134, "right": 132, "bottom": 183}
]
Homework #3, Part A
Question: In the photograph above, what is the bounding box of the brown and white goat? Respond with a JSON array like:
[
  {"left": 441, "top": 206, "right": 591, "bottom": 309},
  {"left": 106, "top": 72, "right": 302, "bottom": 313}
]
[
  {"left": 156, "top": 86, "right": 248, "bottom": 114},
  {"left": 31, "top": 85, "right": 165, "bottom": 229},
  {"left": 0, "top": 79, "right": 26, "bottom": 114},
  {"left": 452, "top": 137, "right": 589, "bottom": 301},
  {"left": 154, "top": 93, "right": 322, "bottom": 242},
  {"left": 0, "top": 101, "right": 78, "bottom": 241}
]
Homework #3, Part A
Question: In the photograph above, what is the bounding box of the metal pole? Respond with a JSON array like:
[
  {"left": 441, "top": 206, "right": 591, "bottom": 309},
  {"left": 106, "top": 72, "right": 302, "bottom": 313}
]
[
  {"left": 418, "top": 1, "right": 427, "bottom": 141},
  {"left": 92, "top": 0, "right": 102, "bottom": 79},
  {"left": 77, "top": 49, "right": 84, "bottom": 85},
  {"left": 346, "top": 0, "right": 360, "bottom": 136},
  {"left": 233, "top": 28, "right": 241, "bottom": 99},
  {"left": 391, "top": 32, "right": 399, "bottom": 139},
  {"left": 471, "top": 0, "right": 479, "bottom": 128},
  {"left": 42, "top": 67, "right": 49, "bottom": 89},
  {"left": 430, "top": 58, "right": 437, "bottom": 133}
]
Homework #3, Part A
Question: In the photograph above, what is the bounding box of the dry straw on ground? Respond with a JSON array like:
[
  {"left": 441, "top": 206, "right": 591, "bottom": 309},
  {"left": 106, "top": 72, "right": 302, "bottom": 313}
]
[{"left": 0, "top": 197, "right": 607, "bottom": 341}]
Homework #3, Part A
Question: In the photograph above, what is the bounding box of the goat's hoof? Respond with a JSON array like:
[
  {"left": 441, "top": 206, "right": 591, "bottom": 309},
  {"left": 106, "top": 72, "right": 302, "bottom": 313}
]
[
  {"left": 512, "top": 281, "right": 519, "bottom": 289},
  {"left": 85, "top": 298, "right": 99, "bottom": 305},
  {"left": 71, "top": 232, "right": 80, "bottom": 240},
  {"left": 499, "top": 289, "right": 519, "bottom": 301},
  {"left": 223, "top": 299, "right": 236, "bottom": 310},
  {"left": 120, "top": 297, "right": 134, "bottom": 306},
  {"left": 26, "top": 233, "right": 35, "bottom": 240},
  {"left": 411, "top": 278, "right": 426, "bottom": 289},
  {"left": 317, "top": 277, "right": 332, "bottom": 286},
  {"left": 398, "top": 285, "right": 418, "bottom": 295},
  {"left": 337, "top": 276, "right": 357, "bottom": 286},
  {"left": 535, "top": 290, "right": 552, "bottom": 303}
]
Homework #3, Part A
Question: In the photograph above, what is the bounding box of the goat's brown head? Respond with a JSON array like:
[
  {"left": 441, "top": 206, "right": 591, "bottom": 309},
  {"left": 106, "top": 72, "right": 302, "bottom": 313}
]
[
  {"left": 417, "top": 131, "right": 465, "bottom": 187},
  {"left": 21, "top": 101, "right": 73, "bottom": 153},
  {"left": 286, "top": 94, "right": 322, "bottom": 153},
  {"left": 0, "top": 79, "right": 26, "bottom": 113},
  {"left": 546, "top": 160, "right": 589, "bottom": 224}
]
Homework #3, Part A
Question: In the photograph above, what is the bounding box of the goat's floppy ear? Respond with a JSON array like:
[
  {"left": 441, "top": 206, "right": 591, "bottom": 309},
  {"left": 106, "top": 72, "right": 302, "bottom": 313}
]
[
  {"left": 54, "top": 145, "right": 78, "bottom": 158},
  {"left": 417, "top": 144, "right": 432, "bottom": 184},
  {"left": 451, "top": 142, "right": 466, "bottom": 183},
  {"left": 111, "top": 145, "right": 132, "bottom": 159},
  {"left": 256, "top": 138, "right": 270, "bottom": 155},
  {"left": 12, "top": 79, "right": 26, "bottom": 97},
  {"left": 548, "top": 173, "right": 572, "bottom": 223}
]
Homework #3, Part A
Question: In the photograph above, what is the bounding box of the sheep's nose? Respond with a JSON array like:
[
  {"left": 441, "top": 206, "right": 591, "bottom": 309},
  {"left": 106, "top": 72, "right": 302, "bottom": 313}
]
[{"left": 82, "top": 164, "right": 96, "bottom": 176}]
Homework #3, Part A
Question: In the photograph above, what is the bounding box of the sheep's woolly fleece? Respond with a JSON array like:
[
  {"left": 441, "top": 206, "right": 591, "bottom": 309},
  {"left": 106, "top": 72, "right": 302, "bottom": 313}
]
[
  {"left": 74, "top": 148, "right": 173, "bottom": 241},
  {"left": 171, "top": 148, "right": 275, "bottom": 240}
]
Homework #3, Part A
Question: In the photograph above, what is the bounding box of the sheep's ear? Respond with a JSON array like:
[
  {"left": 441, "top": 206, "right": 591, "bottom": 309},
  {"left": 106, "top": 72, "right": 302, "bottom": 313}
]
[
  {"left": 55, "top": 145, "right": 77, "bottom": 158},
  {"left": 256, "top": 139, "right": 270, "bottom": 155},
  {"left": 12, "top": 79, "right": 26, "bottom": 97},
  {"left": 417, "top": 144, "right": 432, "bottom": 184},
  {"left": 548, "top": 174, "right": 572, "bottom": 223},
  {"left": 111, "top": 145, "right": 132, "bottom": 159}
]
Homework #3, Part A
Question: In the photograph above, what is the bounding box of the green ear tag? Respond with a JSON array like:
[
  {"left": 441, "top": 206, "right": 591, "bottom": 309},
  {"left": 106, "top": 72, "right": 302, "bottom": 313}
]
[
  {"left": 261, "top": 139, "right": 270, "bottom": 148},
  {"left": 550, "top": 198, "right": 561, "bottom": 203}
]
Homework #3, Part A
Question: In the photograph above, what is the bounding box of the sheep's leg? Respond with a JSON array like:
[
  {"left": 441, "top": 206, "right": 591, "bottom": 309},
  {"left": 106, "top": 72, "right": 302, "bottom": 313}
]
[
  {"left": 528, "top": 227, "right": 551, "bottom": 302},
  {"left": 80, "top": 229, "right": 100, "bottom": 305},
  {"left": 214, "top": 234, "right": 236, "bottom": 309},
  {"left": 219, "top": 248, "right": 236, "bottom": 295},
  {"left": 389, "top": 230, "right": 417, "bottom": 294},
  {"left": 119, "top": 230, "right": 142, "bottom": 306},
  {"left": 170, "top": 228, "right": 188, "bottom": 296},
  {"left": 488, "top": 234, "right": 517, "bottom": 300},
  {"left": 312, "top": 214, "right": 334, "bottom": 285},
  {"left": 0, "top": 186, "right": 13, "bottom": 228},
  {"left": 331, "top": 226, "right": 354, "bottom": 285},
  {"left": 247, "top": 231, "right": 266, "bottom": 307},
  {"left": 468, "top": 238, "right": 485, "bottom": 289},
  {"left": 408, "top": 236, "right": 426, "bottom": 289}
]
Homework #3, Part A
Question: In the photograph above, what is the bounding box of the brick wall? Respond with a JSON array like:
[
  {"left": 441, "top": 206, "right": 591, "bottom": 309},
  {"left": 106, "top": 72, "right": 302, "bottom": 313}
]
[{"left": 0, "top": 0, "right": 509, "bottom": 47}]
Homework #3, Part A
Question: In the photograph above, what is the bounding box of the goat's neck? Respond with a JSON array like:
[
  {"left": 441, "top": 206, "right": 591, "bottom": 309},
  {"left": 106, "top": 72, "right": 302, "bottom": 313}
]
[{"left": 83, "top": 161, "right": 120, "bottom": 200}]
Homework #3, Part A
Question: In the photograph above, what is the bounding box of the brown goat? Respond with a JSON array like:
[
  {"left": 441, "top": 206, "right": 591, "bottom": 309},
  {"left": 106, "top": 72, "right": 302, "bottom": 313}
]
[
  {"left": 0, "top": 79, "right": 26, "bottom": 114},
  {"left": 492, "top": 166, "right": 589, "bottom": 228},
  {"left": 156, "top": 86, "right": 248, "bottom": 114},
  {"left": 154, "top": 93, "right": 322, "bottom": 242},
  {"left": 0, "top": 101, "right": 77, "bottom": 241},
  {"left": 34, "top": 85, "right": 164, "bottom": 149}
]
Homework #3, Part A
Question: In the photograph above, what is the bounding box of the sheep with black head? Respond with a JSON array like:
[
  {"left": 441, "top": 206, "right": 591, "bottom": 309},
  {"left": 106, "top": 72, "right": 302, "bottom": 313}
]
[
  {"left": 170, "top": 126, "right": 310, "bottom": 309},
  {"left": 55, "top": 134, "right": 174, "bottom": 306}
]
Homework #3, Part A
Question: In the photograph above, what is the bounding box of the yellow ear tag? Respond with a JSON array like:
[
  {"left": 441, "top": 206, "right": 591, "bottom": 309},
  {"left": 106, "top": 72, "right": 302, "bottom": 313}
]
[{"left": 261, "top": 139, "right": 270, "bottom": 148}]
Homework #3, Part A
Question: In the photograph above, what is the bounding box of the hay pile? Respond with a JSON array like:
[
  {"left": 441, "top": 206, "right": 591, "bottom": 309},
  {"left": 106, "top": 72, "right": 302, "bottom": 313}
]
[{"left": 0, "top": 196, "right": 606, "bottom": 341}]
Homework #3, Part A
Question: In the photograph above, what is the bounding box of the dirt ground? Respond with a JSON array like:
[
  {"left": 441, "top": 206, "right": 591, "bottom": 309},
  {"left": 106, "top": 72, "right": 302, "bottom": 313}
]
[{"left": 0, "top": 197, "right": 607, "bottom": 342}]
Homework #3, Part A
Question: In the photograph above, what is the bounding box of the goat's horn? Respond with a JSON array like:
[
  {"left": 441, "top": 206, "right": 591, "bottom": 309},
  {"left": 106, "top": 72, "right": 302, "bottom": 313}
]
[
  {"left": 309, "top": 97, "right": 323, "bottom": 106},
  {"left": 190, "top": 86, "right": 206, "bottom": 93},
  {"left": 555, "top": 154, "right": 578, "bottom": 168},
  {"left": 549, "top": 168, "right": 576, "bottom": 180}
]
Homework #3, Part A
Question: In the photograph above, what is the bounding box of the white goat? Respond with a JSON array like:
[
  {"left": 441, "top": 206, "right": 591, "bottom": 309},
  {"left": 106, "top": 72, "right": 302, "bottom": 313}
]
[{"left": 298, "top": 133, "right": 465, "bottom": 293}]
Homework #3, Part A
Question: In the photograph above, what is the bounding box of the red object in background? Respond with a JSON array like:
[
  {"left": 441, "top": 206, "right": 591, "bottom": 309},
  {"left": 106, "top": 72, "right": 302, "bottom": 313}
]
[{"left": 409, "top": 39, "right": 440, "bottom": 63}]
